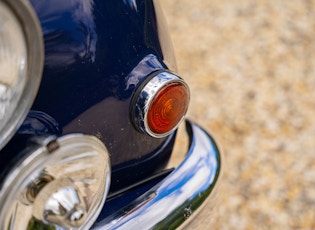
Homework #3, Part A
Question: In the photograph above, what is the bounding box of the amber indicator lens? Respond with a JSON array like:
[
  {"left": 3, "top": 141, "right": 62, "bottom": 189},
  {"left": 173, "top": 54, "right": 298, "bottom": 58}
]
[
  {"left": 132, "top": 71, "right": 190, "bottom": 138},
  {"left": 148, "top": 83, "right": 189, "bottom": 134}
]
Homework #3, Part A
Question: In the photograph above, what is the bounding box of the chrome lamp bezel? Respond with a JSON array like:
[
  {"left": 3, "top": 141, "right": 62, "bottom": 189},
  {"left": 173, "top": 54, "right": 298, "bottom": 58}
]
[
  {"left": 131, "top": 71, "right": 190, "bottom": 138},
  {"left": 0, "top": 0, "right": 44, "bottom": 150},
  {"left": 0, "top": 134, "right": 111, "bottom": 229}
]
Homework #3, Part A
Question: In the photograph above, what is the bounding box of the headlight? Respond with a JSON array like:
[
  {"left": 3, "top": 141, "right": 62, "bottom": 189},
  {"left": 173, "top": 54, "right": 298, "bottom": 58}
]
[
  {"left": 0, "top": 134, "right": 111, "bottom": 229},
  {"left": 0, "top": 0, "right": 43, "bottom": 150}
]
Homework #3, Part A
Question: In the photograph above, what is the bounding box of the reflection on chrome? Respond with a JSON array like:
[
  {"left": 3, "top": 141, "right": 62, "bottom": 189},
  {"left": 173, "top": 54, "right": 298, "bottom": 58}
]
[
  {"left": 0, "top": 134, "right": 111, "bottom": 230},
  {"left": 131, "top": 71, "right": 189, "bottom": 138},
  {"left": 0, "top": 0, "right": 43, "bottom": 150},
  {"left": 93, "top": 120, "right": 222, "bottom": 229},
  {"left": 0, "top": 84, "right": 11, "bottom": 120},
  {"left": 33, "top": 179, "right": 87, "bottom": 228}
]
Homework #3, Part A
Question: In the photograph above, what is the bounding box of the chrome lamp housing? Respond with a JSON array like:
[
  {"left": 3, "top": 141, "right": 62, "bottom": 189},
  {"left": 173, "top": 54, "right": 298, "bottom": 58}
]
[
  {"left": 0, "top": 134, "right": 111, "bottom": 229},
  {"left": 0, "top": 0, "right": 43, "bottom": 150}
]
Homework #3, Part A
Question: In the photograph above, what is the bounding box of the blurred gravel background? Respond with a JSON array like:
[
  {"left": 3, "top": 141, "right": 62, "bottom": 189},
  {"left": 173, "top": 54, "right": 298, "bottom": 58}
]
[{"left": 160, "top": 0, "right": 315, "bottom": 229}]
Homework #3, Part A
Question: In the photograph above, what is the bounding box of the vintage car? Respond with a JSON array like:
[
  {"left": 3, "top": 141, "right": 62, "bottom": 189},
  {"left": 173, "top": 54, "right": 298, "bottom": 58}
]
[{"left": 0, "top": 0, "right": 222, "bottom": 229}]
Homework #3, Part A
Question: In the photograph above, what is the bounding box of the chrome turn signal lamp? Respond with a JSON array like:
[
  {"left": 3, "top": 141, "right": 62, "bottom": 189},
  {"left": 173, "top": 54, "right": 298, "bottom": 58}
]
[
  {"left": 0, "top": 134, "right": 111, "bottom": 229},
  {"left": 131, "top": 71, "right": 190, "bottom": 138},
  {"left": 0, "top": 0, "right": 44, "bottom": 150}
]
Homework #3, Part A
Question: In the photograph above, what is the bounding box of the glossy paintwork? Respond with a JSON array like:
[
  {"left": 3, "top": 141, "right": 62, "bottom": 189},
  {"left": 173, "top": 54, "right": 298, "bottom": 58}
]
[
  {"left": 97, "top": 168, "right": 173, "bottom": 220},
  {"left": 0, "top": 0, "right": 176, "bottom": 191},
  {"left": 0, "top": 1, "right": 223, "bottom": 228},
  {"left": 30, "top": 0, "right": 167, "bottom": 146},
  {"left": 92, "top": 120, "right": 222, "bottom": 229}
]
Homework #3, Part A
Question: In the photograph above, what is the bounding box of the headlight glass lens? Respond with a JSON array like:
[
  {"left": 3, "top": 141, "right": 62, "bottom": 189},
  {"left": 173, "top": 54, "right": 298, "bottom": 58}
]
[
  {"left": 0, "top": 0, "right": 43, "bottom": 150},
  {"left": 0, "top": 134, "right": 111, "bottom": 229},
  {"left": 0, "top": 1, "right": 27, "bottom": 127}
]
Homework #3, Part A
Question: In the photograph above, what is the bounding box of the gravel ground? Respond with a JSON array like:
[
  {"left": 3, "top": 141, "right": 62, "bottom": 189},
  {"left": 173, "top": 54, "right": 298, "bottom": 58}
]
[{"left": 160, "top": 0, "right": 315, "bottom": 229}]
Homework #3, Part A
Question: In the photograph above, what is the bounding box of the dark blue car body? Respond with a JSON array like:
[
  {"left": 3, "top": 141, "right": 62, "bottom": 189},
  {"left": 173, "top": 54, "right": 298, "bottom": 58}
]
[
  {"left": 0, "top": 0, "right": 222, "bottom": 229},
  {"left": 29, "top": 0, "right": 177, "bottom": 193}
]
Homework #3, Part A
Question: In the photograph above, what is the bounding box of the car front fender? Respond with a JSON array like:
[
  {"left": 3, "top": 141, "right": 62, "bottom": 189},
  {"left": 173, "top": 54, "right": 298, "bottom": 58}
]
[{"left": 93, "top": 120, "right": 222, "bottom": 229}]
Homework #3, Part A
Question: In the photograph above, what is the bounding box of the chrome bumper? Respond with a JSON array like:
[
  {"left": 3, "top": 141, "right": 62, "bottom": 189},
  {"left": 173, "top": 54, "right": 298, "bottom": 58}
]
[{"left": 93, "top": 120, "right": 222, "bottom": 229}]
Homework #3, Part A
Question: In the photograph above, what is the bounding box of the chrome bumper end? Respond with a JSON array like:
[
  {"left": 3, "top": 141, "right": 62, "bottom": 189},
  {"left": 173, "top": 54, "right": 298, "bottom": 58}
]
[{"left": 93, "top": 120, "right": 222, "bottom": 229}]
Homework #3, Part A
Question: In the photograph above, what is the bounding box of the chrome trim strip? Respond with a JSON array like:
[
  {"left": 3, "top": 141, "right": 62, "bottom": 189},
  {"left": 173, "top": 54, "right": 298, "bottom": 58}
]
[{"left": 93, "top": 120, "right": 222, "bottom": 229}]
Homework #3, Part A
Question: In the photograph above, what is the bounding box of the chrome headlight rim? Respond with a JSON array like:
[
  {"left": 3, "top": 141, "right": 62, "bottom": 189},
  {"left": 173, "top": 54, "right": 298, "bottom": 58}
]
[
  {"left": 0, "top": 134, "right": 111, "bottom": 230},
  {"left": 0, "top": 0, "right": 44, "bottom": 150}
]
